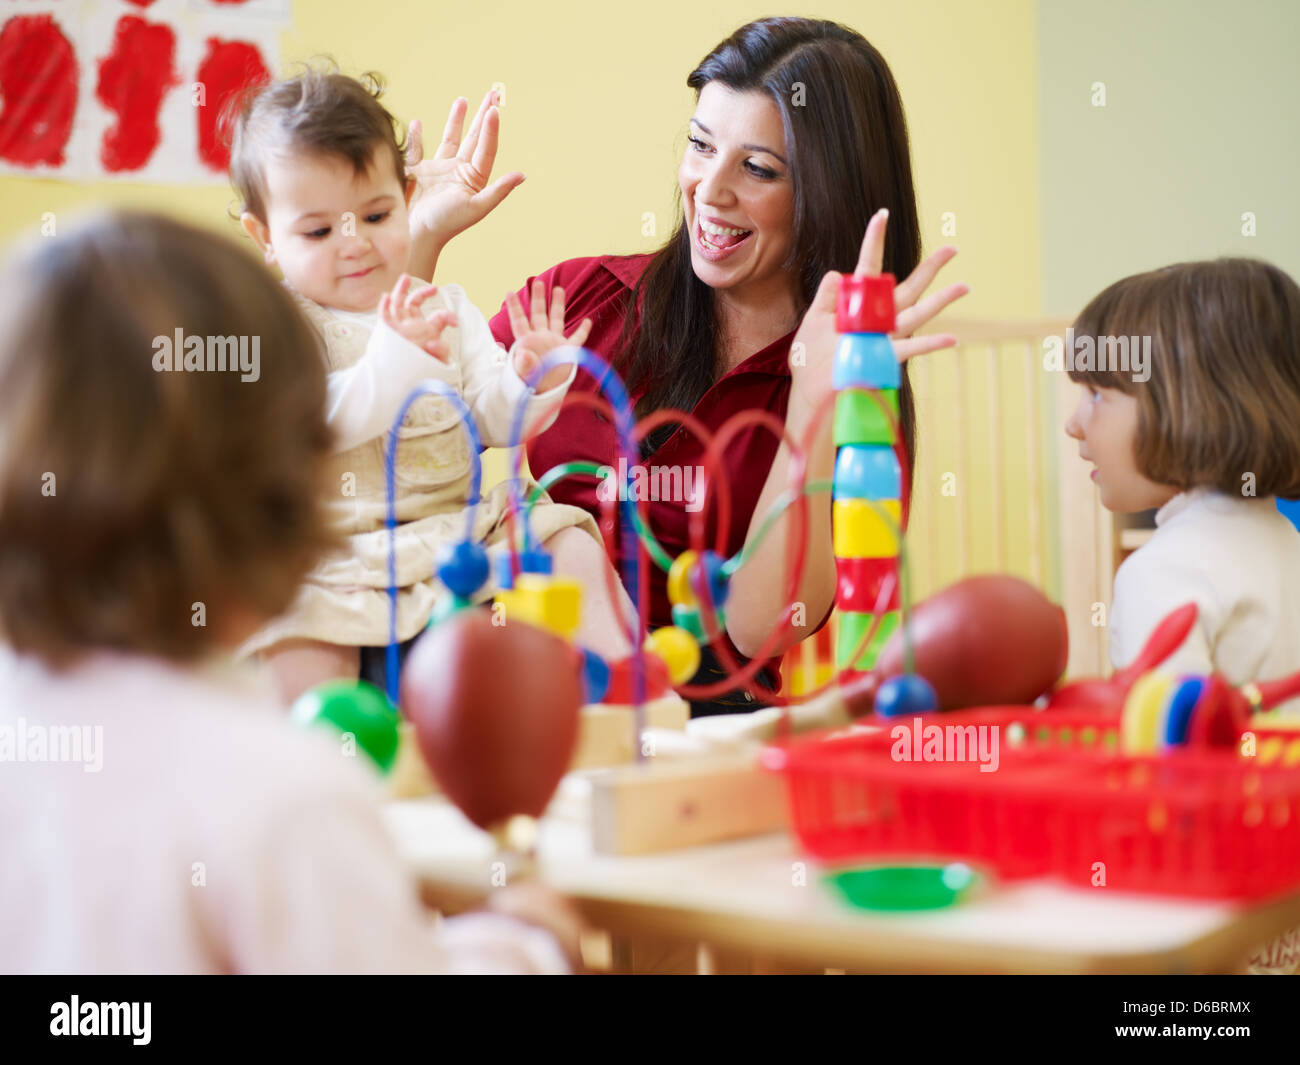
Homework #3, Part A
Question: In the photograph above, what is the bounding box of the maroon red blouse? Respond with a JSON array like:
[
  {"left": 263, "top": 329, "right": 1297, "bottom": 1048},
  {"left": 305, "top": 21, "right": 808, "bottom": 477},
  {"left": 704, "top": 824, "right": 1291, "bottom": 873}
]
[{"left": 488, "top": 254, "right": 804, "bottom": 673}]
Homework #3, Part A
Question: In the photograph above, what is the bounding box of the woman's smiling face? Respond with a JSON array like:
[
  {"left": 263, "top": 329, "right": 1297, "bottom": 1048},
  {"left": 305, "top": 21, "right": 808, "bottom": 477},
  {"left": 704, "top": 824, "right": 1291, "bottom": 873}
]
[{"left": 679, "top": 82, "right": 797, "bottom": 301}]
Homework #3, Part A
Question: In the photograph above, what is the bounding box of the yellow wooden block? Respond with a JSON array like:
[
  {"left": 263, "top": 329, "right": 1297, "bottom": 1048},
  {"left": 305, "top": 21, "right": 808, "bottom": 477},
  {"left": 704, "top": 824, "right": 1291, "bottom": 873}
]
[
  {"left": 494, "top": 574, "right": 582, "bottom": 638},
  {"left": 832, "top": 499, "right": 902, "bottom": 558}
]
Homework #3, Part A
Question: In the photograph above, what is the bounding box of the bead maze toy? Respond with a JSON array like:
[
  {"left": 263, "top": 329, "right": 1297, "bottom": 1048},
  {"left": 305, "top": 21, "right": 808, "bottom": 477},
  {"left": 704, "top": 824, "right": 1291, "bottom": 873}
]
[{"left": 291, "top": 273, "right": 1300, "bottom": 905}]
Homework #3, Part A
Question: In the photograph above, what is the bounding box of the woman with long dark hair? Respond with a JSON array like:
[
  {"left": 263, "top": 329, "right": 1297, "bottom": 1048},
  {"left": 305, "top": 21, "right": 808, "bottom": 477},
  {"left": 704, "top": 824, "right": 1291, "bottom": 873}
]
[{"left": 408, "top": 18, "right": 967, "bottom": 714}]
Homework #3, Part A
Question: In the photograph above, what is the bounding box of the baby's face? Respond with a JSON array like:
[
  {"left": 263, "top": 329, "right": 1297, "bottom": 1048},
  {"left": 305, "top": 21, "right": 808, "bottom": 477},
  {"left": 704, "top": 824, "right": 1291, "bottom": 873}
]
[{"left": 258, "top": 145, "right": 410, "bottom": 312}]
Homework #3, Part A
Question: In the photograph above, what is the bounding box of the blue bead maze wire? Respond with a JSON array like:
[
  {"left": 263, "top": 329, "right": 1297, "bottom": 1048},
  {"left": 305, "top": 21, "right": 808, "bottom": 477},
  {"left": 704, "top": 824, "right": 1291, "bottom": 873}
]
[
  {"left": 384, "top": 381, "right": 485, "bottom": 707},
  {"left": 506, "top": 347, "right": 649, "bottom": 753}
]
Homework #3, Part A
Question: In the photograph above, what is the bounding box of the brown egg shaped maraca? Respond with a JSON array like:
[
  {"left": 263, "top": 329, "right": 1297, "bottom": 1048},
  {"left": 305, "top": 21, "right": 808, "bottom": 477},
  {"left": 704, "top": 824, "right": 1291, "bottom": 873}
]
[
  {"left": 873, "top": 575, "right": 1069, "bottom": 711},
  {"left": 400, "top": 609, "right": 583, "bottom": 829}
]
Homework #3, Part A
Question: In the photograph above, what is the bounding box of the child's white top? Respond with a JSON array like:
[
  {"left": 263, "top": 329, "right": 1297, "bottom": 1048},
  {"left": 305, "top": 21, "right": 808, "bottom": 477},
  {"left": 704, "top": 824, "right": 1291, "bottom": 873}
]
[
  {"left": 1109, "top": 488, "right": 1300, "bottom": 707},
  {"left": 0, "top": 648, "right": 568, "bottom": 974}
]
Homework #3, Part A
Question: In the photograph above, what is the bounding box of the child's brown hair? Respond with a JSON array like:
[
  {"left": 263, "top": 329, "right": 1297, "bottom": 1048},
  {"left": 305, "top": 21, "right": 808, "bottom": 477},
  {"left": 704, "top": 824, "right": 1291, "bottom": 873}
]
[
  {"left": 0, "top": 210, "right": 337, "bottom": 666},
  {"left": 1067, "top": 257, "right": 1300, "bottom": 499},
  {"left": 229, "top": 62, "right": 407, "bottom": 223}
]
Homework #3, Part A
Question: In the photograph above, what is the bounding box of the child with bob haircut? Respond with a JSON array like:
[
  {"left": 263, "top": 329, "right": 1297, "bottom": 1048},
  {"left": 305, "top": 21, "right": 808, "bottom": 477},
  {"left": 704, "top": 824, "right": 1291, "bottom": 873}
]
[
  {"left": 1065, "top": 257, "right": 1300, "bottom": 974},
  {"left": 0, "top": 210, "right": 580, "bottom": 974},
  {"left": 1064, "top": 257, "right": 1300, "bottom": 696},
  {"left": 229, "top": 65, "right": 633, "bottom": 703}
]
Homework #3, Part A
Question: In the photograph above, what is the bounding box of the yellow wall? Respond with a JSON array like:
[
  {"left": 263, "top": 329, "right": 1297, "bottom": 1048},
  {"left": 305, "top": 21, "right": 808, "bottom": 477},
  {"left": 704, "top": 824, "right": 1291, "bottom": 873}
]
[
  {"left": 0, "top": 1, "right": 1040, "bottom": 312},
  {"left": 0, "top": 1, "right": 1041, "bottom": 595}
]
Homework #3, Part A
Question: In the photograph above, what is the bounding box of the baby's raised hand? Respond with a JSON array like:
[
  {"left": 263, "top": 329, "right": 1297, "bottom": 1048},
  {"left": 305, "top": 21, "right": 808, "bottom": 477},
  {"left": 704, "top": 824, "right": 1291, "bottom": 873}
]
[
  {"left": 505, "top": 280, "right": 592, "bottom": 391},
  {"left": 379, "top": 274, "right": 458, "bottom": 362}
]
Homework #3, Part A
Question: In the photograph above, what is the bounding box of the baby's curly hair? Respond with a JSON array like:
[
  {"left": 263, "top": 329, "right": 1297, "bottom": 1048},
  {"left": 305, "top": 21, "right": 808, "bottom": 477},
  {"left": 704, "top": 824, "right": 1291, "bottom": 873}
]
[{"left": 229, "top": 59, "right": 407, "bottom": 222}]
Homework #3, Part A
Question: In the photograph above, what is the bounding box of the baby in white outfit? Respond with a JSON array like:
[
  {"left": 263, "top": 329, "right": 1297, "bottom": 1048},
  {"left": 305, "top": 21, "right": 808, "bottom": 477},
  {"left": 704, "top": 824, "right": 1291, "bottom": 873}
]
[{"left": 232, "top": 68, "right": 633, "bottom": 702}]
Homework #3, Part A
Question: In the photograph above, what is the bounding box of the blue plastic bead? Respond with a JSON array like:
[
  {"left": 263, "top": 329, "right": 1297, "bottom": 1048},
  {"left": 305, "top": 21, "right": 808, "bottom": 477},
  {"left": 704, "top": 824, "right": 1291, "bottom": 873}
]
[
  {"left": 1163, "top": 676, "right": 1205, "bottom": 748},
  {"left": 494, "top": 548, "right": 553, "bottom": 590},
  {"left": 436, "top": 540, "right": 490, "bottom": 599},
  {"left": 519, "top": 549, "right": 553, "bottom": 575},
  {"left": 832, "top": 333, "right": 899, "bottom": 391},
  {"left": 698, "top": 550, "right": 730, "bottom": 610},
  {"left": 874, "top": 673, "right": 939, "bottom": 718},
  {"left": 834, "top": 445, "right": 902, "bottom": 500},
  {"left": 581, "top": 648, "right": 611, "bottom": 704}
]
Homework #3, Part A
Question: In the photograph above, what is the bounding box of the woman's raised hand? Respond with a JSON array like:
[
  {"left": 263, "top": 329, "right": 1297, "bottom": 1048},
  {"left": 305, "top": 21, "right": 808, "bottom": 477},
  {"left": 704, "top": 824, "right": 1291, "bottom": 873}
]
[
  {"left": 853, "top": 208, "right": 969, "bottom": 363},
  {"left": 405, "top": 89, "right": 525, "bottom": 255},
  {"left": 789, "top": 208, "right": 969, "bottom": 409}
]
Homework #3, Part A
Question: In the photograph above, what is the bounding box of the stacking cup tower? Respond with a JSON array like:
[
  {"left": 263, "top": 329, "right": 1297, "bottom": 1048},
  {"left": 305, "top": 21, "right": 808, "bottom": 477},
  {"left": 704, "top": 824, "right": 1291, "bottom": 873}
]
[{"left": 832, "top": 274, "right": 902, "bottom": 680}]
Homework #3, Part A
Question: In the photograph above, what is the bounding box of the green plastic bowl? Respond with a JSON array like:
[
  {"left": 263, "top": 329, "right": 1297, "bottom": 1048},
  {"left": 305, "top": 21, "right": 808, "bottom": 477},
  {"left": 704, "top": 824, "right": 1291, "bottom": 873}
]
[{"left": 826, "top": 863, "right": 979, "bottom": 911}]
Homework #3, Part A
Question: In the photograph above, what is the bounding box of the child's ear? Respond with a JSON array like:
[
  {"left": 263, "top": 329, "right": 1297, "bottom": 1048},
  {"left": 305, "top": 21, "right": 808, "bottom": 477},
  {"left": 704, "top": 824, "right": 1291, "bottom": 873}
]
[
  {"left": 404, "top": 175, "right": 417, "bottom": 207},
  {"left": 240, "top": 211, "right": 276, "bottom": 264}
]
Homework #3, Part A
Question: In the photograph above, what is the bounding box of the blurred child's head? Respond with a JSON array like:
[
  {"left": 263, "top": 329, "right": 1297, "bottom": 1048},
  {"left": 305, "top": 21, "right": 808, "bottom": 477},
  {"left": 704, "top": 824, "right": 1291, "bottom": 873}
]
[
  {"left": 231, "top": 64, "right": 412, "bottom": 312},
  {"left": 1065, "top": 257, "right": 1300, "bottom": 512},
  {"left": 0, "top": 211, "right": 336, "bottom": 668}
]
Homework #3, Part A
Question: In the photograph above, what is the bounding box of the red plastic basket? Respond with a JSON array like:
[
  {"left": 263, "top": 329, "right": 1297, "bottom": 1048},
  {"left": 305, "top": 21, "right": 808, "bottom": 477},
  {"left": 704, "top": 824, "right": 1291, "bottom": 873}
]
[{"left": 760, "top": 707, "right": 1300, "bottom": 900}]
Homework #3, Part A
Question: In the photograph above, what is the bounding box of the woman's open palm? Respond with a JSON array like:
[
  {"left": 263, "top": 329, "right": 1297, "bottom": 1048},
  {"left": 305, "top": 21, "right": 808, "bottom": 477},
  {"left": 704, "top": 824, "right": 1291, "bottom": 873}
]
[{"left": 791, "top": 208, "right": 970, "bottom": 405}]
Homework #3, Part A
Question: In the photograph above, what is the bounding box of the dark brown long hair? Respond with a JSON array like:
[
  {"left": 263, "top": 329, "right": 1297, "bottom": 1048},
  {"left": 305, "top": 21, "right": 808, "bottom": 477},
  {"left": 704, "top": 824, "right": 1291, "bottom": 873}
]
[{"left": 620, "top": 17, "right": 922, "bottom": 472}]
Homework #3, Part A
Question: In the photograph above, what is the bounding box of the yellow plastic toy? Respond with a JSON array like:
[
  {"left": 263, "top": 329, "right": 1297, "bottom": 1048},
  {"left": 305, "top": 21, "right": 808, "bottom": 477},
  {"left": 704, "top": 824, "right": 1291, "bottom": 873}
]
[
  {"left": 645, "top": 626, "right": 701, "bottom": 686},
  {"left": 832, "top": 499, "right": 902, "bottom": 558},
  {"left": 494, "top": 573, "right": 583, "bottom": 640}
]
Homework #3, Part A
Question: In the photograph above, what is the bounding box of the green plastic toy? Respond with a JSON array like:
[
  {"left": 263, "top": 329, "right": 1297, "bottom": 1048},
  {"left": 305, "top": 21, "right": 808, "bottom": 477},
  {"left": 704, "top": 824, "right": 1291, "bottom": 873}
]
[
  {"left": 291, "top": 679, "right": 401, "bottom": 774},
  {"left": 825, "top": 863, "right": 979, "bottom": 911}
]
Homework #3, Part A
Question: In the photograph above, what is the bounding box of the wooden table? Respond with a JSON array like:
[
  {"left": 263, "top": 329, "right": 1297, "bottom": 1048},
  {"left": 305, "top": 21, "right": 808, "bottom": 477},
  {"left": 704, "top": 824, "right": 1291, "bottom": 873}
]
[{"left": 384, "top": 785, "right": 1300, "bottom": 974}]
